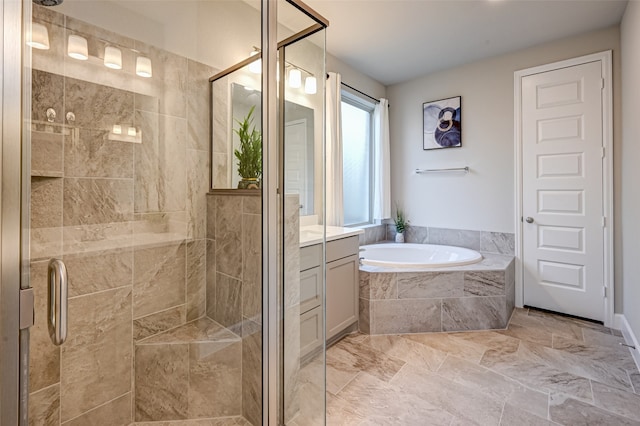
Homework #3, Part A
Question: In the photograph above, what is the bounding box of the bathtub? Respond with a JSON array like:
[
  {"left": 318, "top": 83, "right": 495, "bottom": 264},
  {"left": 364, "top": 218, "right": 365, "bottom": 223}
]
[{"left": 359, "top": 243, "right": 482, "bottom": 268}]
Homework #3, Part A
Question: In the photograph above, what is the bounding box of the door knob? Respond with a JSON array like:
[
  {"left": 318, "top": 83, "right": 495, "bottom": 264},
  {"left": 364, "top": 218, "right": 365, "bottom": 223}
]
[{"left": 525, "top": 217, "right": 534, "bottom": 224}]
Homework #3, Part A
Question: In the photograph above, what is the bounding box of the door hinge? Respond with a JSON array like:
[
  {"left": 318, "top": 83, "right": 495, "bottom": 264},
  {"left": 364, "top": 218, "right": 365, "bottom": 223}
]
[
  {"left": 602, "top": 147, "right": 605, "bottom": 159},
  {"left": 602, "top": 216, "right": 606, "bottom": 227},
  {"left": 603, "top": 286, "right": 607, "bottom": 298},
  {"left": 601, "top": 78, "right": 605, "bottom": 90},
  {"left": 19, "top": 288, "right": 35, "bottom": 330}
]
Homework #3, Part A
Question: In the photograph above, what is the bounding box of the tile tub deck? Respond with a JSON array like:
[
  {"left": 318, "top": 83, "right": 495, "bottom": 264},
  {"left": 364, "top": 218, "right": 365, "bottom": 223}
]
[{"left": 359, "top": 253, "right": 515, "bottom": 334}]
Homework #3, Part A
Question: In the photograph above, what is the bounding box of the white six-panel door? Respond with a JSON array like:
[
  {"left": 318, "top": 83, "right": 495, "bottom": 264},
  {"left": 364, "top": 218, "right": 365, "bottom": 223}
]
[{"left": 521, "top": 60, "right": 605, "bottom": 321}]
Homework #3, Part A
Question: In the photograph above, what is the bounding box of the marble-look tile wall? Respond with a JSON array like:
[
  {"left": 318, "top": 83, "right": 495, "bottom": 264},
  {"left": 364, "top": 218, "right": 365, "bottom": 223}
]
[
  {"left": 386, "top": 224, "right": 515, "bottom": 256},
  {"left": 28, "top": 6, "right": 217, "bottom": 425},
  {"left": 359, "top": 255, "right": 516, "bottom": 334},
  {"left": 207, "top": 192, "right": 263, "bottom": 425}
]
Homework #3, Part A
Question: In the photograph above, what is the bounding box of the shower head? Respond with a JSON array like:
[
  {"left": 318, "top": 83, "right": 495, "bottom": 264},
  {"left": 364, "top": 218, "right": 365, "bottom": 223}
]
[{"left": 33, "top": 0, "right": 63, "bottom": 6}]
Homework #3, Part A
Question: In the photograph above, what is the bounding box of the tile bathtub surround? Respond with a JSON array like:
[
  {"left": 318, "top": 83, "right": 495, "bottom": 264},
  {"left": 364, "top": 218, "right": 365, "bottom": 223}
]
[
  {"left": 386, "top": 224, "right": 515, "bottom": 256},
  {"left": 308, "top": 308, "right": 640, "bottom": 426},
  {"left": 360, "top": 254, "right": 515, "bottom": 334}
]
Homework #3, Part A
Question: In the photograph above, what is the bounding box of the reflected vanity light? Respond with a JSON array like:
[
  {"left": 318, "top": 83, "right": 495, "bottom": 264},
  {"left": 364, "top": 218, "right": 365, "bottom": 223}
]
[
  {"left": 136, "top": 56, "right": 152, "bottom": 78},
  {"left": 304, "top": 76, "right": 317, "bottom": 94},
  {"left": 67, "top": 35, "right": 88, "bottom": 60},
  {"left": 248, "top": 50, "right": 261, "bottom": 74},
  {"left": 27, "top": 23, "right": 50, "bottom": 50},
  {"left": 104, "top": 46, "right": 122, "bottom": 70},
  {"left": 109, "top": 124, "right": 141, "bottom": 143},
  {"left": 289, "top": 68, "right": 302, "bottom": 88}
]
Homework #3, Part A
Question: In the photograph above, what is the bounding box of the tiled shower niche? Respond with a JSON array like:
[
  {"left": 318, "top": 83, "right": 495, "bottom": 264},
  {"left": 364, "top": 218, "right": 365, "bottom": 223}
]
[{"left": 27, "top": 5, "right": 261, "bottom": 425}]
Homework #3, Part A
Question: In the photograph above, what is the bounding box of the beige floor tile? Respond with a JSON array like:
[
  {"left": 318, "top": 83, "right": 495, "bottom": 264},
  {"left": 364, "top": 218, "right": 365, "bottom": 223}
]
[
  {"left": 339, "top": 371, "right": 453, "bottom": 425},
  {"left": 591, "top": 380, "right": 640, "bottom": 421},
  {"left": 499, "top": 403, "right": 554, "bottom": 426},
  {"left": 403, "top": 332, "right": 486, "bottom": 363},
  {"left": 356, "top": 334, "right": 448, "bottom": 371},
  {"left": 391, "top": 363, "right": 504, "bottom": 425},
  {"left": 549, "top": 393, "right": 640, "bottom": 425}
]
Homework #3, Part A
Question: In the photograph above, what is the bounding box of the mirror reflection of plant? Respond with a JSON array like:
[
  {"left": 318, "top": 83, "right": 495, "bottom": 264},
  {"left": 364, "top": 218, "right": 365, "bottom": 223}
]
[
  {"left": 234, "top": 105, "right": 262, "bottom": 182},
  {"left": 394, "top": 202, "right": 408, "bottom": 234}
]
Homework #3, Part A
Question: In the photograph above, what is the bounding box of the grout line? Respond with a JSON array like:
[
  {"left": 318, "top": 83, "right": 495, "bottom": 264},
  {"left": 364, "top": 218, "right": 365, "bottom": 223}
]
[
  {"left": 61, "top": 391, "right": 130, "bottom": 424},
  {"left": 497, "top": 400, "right": 506, "bottom": 426},
  {"left": 332, "top": 371, "right": 361, "bottom": 397}
]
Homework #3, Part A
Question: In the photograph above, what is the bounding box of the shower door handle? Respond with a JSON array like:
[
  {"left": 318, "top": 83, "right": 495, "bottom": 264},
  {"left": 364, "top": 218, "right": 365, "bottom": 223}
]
[{"left": 48, "top": 258, "right": 68, "bottom": 346}]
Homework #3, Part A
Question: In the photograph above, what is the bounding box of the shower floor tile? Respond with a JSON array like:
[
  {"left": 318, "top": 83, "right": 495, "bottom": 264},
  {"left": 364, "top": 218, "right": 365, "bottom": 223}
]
[
  {"left": 312, "top": 308, "right": 640, "bottom": 426},
  {"left": 134, "top": 416, "right": 252, "bottom": 426}
]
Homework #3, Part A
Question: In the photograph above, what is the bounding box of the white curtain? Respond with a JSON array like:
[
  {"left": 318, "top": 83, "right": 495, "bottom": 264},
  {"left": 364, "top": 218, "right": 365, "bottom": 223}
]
[
  {"left": 326, "top": 72, "right": 344, "bottom": 226},
  {"left": 373, "top": 98, "right": 391, "bottom": 220}
]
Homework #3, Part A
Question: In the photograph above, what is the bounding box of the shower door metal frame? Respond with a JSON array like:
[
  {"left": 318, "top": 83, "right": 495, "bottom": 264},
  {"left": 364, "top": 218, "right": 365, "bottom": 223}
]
[{"left": 1, "top": 0, "right": 24, "bottom": 425}]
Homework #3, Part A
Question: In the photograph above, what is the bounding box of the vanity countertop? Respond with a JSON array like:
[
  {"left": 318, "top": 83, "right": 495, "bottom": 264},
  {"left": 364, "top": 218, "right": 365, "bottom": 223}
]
[{"left": 299, "top": 224, "right": 364, "bottom": 248}]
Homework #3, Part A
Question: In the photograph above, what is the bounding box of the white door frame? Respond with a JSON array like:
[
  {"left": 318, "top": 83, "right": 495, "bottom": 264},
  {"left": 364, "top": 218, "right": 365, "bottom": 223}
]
[{"left": 514, "top": 50, "right": 614, "bottom": 327}]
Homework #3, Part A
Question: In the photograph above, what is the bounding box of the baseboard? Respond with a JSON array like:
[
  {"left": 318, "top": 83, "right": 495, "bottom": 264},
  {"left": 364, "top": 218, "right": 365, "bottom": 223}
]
[{"left": 616, "top": 314, "right": 640, "bottom": 373}]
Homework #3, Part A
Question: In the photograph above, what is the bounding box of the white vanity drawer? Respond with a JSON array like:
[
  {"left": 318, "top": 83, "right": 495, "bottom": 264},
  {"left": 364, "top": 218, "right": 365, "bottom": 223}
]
[
  {"left": 327, "top": 235, "right": 359, "bottom": 263},
  {"left": 300, "top": 243, "right": 322, "bottom": 271},
  {"left": 300, "top": 266, "right": 322, "bottom": 314}
]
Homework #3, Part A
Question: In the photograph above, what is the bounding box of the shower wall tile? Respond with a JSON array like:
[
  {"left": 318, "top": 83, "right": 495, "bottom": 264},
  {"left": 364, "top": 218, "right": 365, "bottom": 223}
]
[
  {"left": 64, "top": 248, "right": 133, "bottom": 298},
  {"left": 463, "top": 271, "right": 506, "bottom": 296},
  {"left": 442, "top": 296, "right": 508, "bottom": 332},
  {"left": 243, "top": 213, "right": 262, "bottom": 321},
  {"left": 187, "top": 60, "right": 215, "bottom": 152},
  {"left": 212, "top": 153, "right": 229, "bottom": 189},
  {"left": 60, "top": 287, "right": 132, "bottom": 422},
  {"left": 206, "top": 195, "right": 216, "bottom": 239},
  {"left": 62, "top": 177, "right": 134, "bottom": 226},
  {"left": 31, "top": 130, "right": 64, "bottom": 177},
  {"left": 133, "top": 211, "right": 188, "bottom": 239},
  {"left": 212, "top": 76, "right": 230, "bottom": 154},
  {"left": 371, "top": 299, "right": 441, "bottom": 334},
  {"left": 284, "top": 194, "right": 300, "bottom": 309},
  {"left": 206, "top": 239, "right": 217, "bottom": 319},
  {"left": 215, "top": 195, "right": 243, "bottom": 279},
  {"left": 134, "top": 110, "right": 187, "bottom": 213},
  {"left": 242, "top": 318, "right": 263, "bottom": 426},
  {"left": 133, "top": 242, "right": 186, "bottom": 318},
  {"left": 187, "top": 149, "right": 209, "bottom": 240},
  {"left": 397, "top": 271, "right": 464, "bottom": 299},
  {"left": 64, "top": 76, "right": 135, "bottom": 131},
  {"left": 428, "top": 227, "right": 481, "bottom": 251},
  {"left": 64, "top": 129, "right": 134, "bottom": 178},
  {"left": 29, "top": 261, "right": 60, "bottom": 393},
  {"left": 65, "top": 15, "right": 135, "bottom": 49},
  {"left": 31, "top": 177, "right": 63, "bottom": 229},
  {"left": 284, "top": 304, "right": 301, "bottom": 423},
  {"left": 480, "top": 231, "right": 516, "bottom": 256},
  {"left": 134, "top": 305, "right": 186, "bottom": 342},
  {"left": 187, "top": 239, "right": 207, "bottom": 321},
  {"left": 31, "top": 227, "right": 63, "bottom": 262},
  {"left": 62, "top": 393, "right": 131, "bottom": 426},
  {"left": 135, "top": 343, "right": 189, "bottom": 421},
  {"left": 32, "top": 70, "right": 64, "bottom": 124},
  {"left": 244, "top": 195, "right": 261, "bottom": 214},
  {"left": 188, "top": 341, "right": 242, "bottom": 418},
  {"left": 134, "top": 44, "right": 187, "bottom": 119},
  {"left": 29, "top": 384, "right": 60, "bottom": 426},
  {"left": 214, "top": 272, "right": 243, "bottom": 334}
]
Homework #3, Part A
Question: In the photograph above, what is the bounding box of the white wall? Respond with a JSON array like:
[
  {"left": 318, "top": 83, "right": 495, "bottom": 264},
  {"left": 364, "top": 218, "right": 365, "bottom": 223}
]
[
  {"left": 327, "top": 54, "right": 386, "bottom": 100},
  {"left": 621, "top": 2, "right": 640, "bottom": 338},
  {"left": 387, "top": 26, "right": 621, "bottom": 231}
]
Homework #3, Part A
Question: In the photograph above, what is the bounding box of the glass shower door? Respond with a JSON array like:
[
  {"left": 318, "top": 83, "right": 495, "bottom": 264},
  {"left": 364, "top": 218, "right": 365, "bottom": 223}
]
[{"left": 24, "top": 1, "right": 263, "bottom": 424}]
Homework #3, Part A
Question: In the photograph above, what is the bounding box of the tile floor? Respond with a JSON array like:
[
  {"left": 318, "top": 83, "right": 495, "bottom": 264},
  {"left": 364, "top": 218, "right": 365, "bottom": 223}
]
[{"left": 295, "top": 307, "right": 640, "bottom": 425}]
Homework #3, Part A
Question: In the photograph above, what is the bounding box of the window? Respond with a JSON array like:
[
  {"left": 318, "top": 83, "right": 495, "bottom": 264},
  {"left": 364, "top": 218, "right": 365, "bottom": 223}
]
[{"left": 341, "top": 93, "right": 375, "bottom": 226}]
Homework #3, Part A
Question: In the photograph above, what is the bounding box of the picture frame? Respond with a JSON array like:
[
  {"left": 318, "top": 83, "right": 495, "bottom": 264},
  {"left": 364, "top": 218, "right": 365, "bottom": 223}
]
[{"left": 423, "top": 96, "right": 462, "bottom": 150}]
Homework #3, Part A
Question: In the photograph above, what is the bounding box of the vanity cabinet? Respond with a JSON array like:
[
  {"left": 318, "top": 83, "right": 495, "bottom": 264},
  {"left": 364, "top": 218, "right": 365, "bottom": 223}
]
[
  {"left": 299, "top": 244, "right": 323, "bottom": 359},
  {"left": 299, "top": 235, "right": 359, "bottom": 358},
  {"left": 326, "top": 236, "right": 359, "bottom": 341}
]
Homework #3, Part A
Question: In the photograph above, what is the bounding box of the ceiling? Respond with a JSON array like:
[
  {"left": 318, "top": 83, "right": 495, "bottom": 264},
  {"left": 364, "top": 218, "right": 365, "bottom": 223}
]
[{"left": 305, "top": 0, "right": 629, "bottom": 86}]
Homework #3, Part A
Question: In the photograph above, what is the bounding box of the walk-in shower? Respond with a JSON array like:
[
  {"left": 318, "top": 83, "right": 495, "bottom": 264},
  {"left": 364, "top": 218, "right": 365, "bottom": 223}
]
[{"left": 0, "top": 0, "right": 328, "bottom": 424}]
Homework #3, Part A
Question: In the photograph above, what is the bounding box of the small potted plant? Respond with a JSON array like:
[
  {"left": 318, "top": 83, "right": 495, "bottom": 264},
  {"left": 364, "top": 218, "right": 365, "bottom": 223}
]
[
  {"left": 394, "top": 204, "right": 408, "bottom": 243},
  {"left": 234, "top": 105, "right": 262, "bottom": 189}
]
